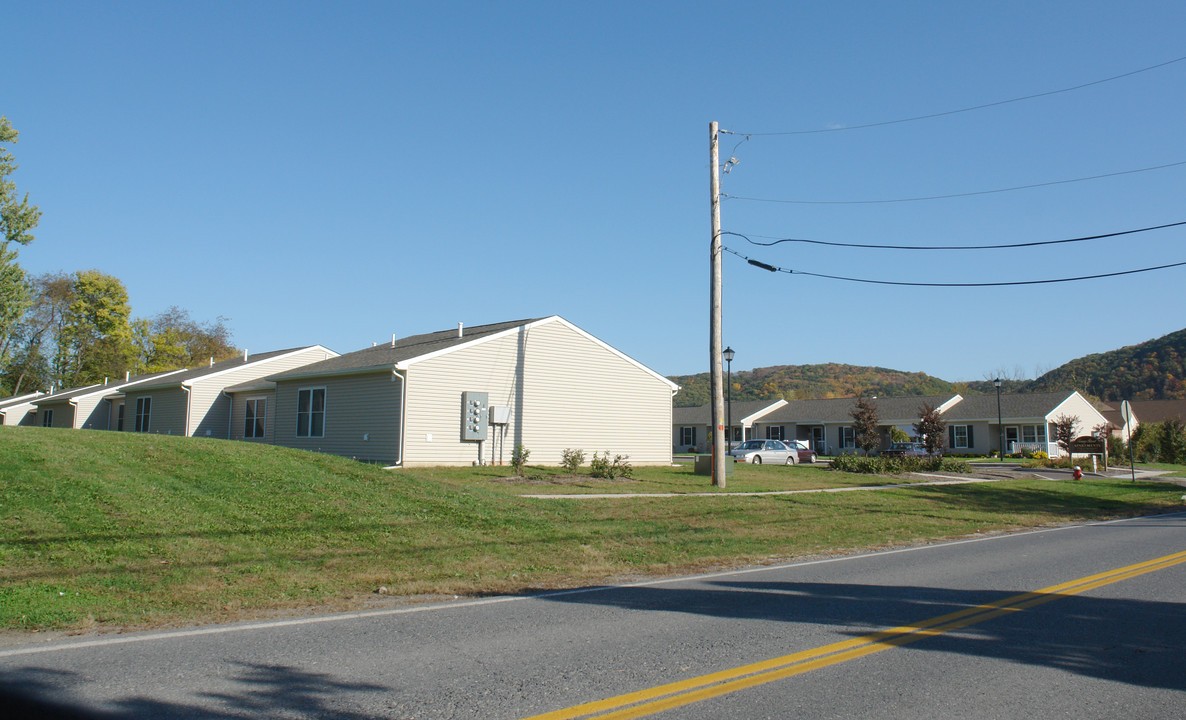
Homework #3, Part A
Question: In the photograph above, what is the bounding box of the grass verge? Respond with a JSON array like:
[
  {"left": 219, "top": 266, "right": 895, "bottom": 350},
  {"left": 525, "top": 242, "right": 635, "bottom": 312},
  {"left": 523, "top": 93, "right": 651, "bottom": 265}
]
[{"left": 2, "top": 427, "right": 1183, "bottom": 633}]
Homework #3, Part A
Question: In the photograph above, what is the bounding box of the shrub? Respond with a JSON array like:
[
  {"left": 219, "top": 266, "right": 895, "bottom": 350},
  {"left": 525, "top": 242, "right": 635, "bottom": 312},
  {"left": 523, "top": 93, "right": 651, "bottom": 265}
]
[
  {"left": 589, "top": 451, "right": 633, "bottom": 479},
  {"left": 511, "top": 444, "right": 530, "bottom": 475},
  {"left": 831, "top": 453, "right": 970, "bottom": 475},
  {"left": 560, "top": 448, "right": 586, "bottom": 474}
]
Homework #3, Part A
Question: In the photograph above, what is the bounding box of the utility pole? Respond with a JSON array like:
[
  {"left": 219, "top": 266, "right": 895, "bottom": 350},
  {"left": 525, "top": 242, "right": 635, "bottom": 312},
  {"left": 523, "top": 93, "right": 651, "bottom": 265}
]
[{"left": 709, "top": 122, "right": 726, "bottom": 487}]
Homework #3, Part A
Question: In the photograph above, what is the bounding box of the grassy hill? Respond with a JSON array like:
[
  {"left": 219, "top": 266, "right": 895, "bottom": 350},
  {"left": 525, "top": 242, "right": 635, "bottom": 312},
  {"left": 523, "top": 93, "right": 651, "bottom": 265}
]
[
  {"left": 1024, "top": 327, "right": 1186, "bottom": 401},
  {"left": 2, "top": 427, "right": 1182, "bottom": 632},
  {"left": 670, "top": 363, "right": 960, "bottom": 407}
]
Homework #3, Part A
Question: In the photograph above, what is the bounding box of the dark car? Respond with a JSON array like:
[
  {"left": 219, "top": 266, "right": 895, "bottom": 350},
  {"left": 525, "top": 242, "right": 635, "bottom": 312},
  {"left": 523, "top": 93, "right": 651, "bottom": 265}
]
[{"left": 881, "top": 442, "right": 929, "bottom": 457}]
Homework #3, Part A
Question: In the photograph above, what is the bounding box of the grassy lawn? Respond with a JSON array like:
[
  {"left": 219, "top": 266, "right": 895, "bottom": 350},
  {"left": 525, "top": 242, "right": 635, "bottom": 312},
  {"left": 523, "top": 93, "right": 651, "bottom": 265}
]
[
  {"left": 2, "top": 426, "right": 1184, "bottom": 633},
  {"left": 422, "top": 461, "right": 911, "bottom": 495}
]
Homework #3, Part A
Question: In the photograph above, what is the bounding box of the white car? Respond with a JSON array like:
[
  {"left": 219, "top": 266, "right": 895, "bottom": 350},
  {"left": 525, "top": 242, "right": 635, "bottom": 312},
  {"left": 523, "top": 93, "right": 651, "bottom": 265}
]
[{"left": 728, "top": 439, "right": 807, "bottom": 465}]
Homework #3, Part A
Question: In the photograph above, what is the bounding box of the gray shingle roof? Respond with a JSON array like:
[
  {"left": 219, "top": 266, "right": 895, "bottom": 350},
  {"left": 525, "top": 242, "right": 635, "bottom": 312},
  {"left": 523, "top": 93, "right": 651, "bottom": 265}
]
[
  {"left": 760, "top": 395, "right": 959, "bottom": 424},
  {"left": 1129, "top": 399, "right": 1186, "bottom": 425},
  {"left": 672, "top": 400, "right": 784, "bottom": 425},
  {"left": 940, "top": 391, "right": 1075, "bottom": 421},
  {"left": 34, "top": 369, "right": 187, "bottom": 404},
  {"left": 267, "top": 318, "right": 545, "bottom": 381},
  {"left": 128, "top": 347, "right": 323, "bottom": 390}
]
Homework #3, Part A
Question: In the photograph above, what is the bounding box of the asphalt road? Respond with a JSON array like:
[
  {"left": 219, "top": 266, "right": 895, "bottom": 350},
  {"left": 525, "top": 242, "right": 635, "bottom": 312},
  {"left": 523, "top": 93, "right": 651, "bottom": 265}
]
[{"left": 2, "top": 511, "right": 1184, "bottom": 719}]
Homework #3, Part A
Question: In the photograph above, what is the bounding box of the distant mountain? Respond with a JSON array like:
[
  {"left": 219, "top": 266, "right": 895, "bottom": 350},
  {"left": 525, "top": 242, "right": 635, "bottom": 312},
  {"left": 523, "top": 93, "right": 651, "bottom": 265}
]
[
  {"left": 1023, "top": 327, "right": 1186, "bottom": 401},
  {"left": 669, "top": 363, "right": 960, "bottom": 407},
  {"left": 668, "top": 328, "right": 1186, "bottom": 406}
]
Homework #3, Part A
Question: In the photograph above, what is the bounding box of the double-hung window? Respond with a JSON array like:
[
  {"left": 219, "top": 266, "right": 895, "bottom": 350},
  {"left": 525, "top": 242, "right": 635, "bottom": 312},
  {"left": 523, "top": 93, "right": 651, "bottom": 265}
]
[
  {"left": 245, "top": 398, "right": 266, "bottom": 439},
  {"left": 953, "top": 424, "right": 971, "bottom": 449},
  {"left": 839, "top": 426, "right": 855, "bottom": 449},
  {"left": 296, "top": 388, "right": 325, "bottom": 438},
  {"left": 680, "top": 426, "right": 696, "bottom": 446},
  {"left": 134, "top": 397, "right": 151, "bottom": 433},
  {"left": 42, "top": 409, "right": 53, "bottom": 427}
]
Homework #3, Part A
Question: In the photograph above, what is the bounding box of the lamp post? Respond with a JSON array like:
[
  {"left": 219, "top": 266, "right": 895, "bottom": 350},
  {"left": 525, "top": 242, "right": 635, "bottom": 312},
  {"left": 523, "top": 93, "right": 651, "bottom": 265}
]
[
  {"left": 724, "top": 346, "right": 735, "bottom": 451},
  {"left": 994, "top": 377, "right": 1003, "bottom": 462}
]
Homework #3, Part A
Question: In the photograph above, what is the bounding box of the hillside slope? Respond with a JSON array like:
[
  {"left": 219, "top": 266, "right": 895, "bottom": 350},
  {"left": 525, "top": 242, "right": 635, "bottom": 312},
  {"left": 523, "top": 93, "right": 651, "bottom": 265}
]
[{"left": 669, "top": 327, "right": 1186, "bottom": 405}]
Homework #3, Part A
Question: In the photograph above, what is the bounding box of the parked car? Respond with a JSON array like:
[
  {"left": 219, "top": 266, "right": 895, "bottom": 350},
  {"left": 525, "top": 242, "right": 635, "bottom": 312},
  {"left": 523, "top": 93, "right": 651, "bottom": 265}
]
[
  {"left": 729, "top": 439, "right": 813, "bottom": 465},
  {"left": 881, "top": 442, "right": 929, "bottom": 457},
  {"left": 784, "top": 439, "right": 818, "bottom": 464}
]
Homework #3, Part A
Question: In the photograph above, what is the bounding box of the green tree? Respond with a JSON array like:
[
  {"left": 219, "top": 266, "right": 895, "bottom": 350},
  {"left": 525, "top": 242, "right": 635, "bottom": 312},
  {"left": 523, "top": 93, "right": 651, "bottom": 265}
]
[
  {"left": 850, "top": 395, "right": 881, "bottom": 455},
  {"left": 58, "top": 270, "right": 135, "bottom": 386},
  {"left": 914, "top": 403, "right": 947, "bottom": 455},
  {"left": 0, "top": 117, "right": 42, "bottom": 378}
]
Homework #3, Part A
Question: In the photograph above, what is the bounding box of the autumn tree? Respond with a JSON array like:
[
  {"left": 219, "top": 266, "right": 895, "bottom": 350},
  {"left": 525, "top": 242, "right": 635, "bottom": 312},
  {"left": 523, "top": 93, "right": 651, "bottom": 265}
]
[
  {"left": 132, "top": 306, "right": 237, "bottom": 373},
  {"left": 850, "top": 395, "right": 881, "bottom": 455},
  {"left": 1052, "top": 414, "right": 1079, "bottom": 465},
  {"left": 914, "top": 402, "right": 946, "bottom": 455}
]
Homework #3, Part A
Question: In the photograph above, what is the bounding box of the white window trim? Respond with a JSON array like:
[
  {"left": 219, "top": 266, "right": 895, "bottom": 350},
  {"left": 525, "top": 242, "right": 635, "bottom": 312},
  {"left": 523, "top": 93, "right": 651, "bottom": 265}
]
[
  {"left": 296, "top": 387, "right": 326, "bottom": 438},
  {"left": 839, "top": 426, "right": 855, "bottom": 449},
  {"left": 953, "top": 424, "right": 970, "bottom": 449},
  {"left": 679, "top": 426, "right": 695, "bottom": 446},
  {"left": 245, "top": 396, "right": 267, "bottom": 439}
]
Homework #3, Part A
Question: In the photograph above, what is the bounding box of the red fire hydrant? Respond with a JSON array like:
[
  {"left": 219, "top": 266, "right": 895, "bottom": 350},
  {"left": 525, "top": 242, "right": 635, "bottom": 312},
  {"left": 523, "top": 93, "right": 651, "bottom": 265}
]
[{"left": 1072, "top": 466, "right": 1083, "bottom": 481}]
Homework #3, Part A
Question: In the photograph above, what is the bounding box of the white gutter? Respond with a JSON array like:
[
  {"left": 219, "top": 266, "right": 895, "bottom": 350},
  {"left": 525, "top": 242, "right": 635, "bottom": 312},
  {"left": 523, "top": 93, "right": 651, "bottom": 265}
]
[
  {"left": 182, "top": 385, "right": 192, "bottom": 437},
  {"left": 224, "top": 391, "right": 234, "bottom": 440},
  {"left": 393, "top": 369, "right": 406, "bottom": 466}
]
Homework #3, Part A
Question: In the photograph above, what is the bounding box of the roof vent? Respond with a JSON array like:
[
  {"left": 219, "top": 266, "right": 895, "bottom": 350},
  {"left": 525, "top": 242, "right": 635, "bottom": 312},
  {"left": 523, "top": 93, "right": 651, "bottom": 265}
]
[
  {"left": 458, "top": 322, "right": 464, "bottom": 338},
  {"left": 125, "top": 371, "right": 130, "bottom": 381},
  {"left": 243, "top": 348, "right": 248, "bottom": 361},
  {"left": 209, "top": 357, "right": 214, "bottom": 367},
  {"left": 391, "top": 333, "right": 396, "bottom": 348}
]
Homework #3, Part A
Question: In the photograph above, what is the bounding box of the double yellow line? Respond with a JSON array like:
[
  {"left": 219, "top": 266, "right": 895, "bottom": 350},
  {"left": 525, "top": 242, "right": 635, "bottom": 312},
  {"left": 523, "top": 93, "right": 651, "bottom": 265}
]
[{"left": 524, "top": 549, "right": 1186, "bottom": 720}]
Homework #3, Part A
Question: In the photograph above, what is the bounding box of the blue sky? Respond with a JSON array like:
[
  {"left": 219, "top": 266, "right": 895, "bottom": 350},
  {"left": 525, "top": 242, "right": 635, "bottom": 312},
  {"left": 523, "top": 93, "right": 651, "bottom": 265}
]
[{"left": 4, "top": 1, "right": 1183, "bottom": 384}]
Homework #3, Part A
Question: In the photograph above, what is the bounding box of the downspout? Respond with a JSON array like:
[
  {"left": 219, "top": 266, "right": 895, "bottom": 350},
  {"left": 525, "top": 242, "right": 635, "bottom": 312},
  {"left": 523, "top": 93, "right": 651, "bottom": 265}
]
[
  {"left": 224, "top": 390, "right": 233, "bottom": 439},
  {"left": 182, "top": 384, "right": 192, "bottom": 437},
  {"left": 391, "top": 369, "right": 406, "bottom": 466},
  {"left": 69, "top": 398, "right": 80, "bottom": 430}
]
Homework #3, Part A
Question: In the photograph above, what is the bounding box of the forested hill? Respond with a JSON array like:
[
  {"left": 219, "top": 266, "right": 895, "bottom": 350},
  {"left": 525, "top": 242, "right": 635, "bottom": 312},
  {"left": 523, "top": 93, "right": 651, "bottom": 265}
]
[
  {"left": 669, "top": 363, "right": 960, "bottom": 407},
  {"left": 668, "top": 327, "right": 1186, "bottom": 406},
  {"left": 1023, "top": 327, "right": 1186, "bottom": 401}
]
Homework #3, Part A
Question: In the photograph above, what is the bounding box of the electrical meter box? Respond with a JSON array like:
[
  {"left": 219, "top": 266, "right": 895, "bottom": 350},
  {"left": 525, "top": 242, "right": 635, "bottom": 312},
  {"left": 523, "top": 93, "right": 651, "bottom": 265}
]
[
  {"left": 461, "top": 391, "right": 489, "bottom": 441},
  {"left": 489, "top": 406, "right": 511, "bottom": 425}
]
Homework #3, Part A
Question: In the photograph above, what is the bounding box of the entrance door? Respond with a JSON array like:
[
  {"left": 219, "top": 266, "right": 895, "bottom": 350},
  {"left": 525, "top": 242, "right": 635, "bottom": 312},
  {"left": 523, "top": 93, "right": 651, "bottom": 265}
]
[
  {"left": 1005, "top": 426, "right": 1019, "bottom": 454},
  {"left": 812, "top": 427, "right": 825, "bottom": 454}
]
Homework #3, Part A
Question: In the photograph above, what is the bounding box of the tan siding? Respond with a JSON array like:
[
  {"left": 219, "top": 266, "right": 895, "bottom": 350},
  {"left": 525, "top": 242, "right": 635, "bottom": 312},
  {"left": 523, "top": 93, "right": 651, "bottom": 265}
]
[
  {"left": 272, "top": 373, "right": 402, "bottom": 464},
  {"left": 229, "top": 391, "right": 276, "bottom": 444},
  {"left": 120, "top": 389, "right": 187, "bottom": 434},
  {"left": 76, "top": 396, "right": 115, "bottom": 430},
  {"left": 188, "top": 347, "right": 335, "bottom": 438},
  {"left": 36, "top": 401, "right": 75, "bottom": 429},
  {"left": 403, "top": 320, "right": 673, "bottom": 466}
]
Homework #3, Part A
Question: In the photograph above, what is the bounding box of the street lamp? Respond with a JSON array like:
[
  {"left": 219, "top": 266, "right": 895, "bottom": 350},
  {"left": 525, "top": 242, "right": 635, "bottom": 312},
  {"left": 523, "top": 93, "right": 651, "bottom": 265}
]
[
  {"left": 994, "top": 377, "right": 1003, "bottom": 462},
  {"left": 723, "top": 346, "right": 735, "bottom": 450}
]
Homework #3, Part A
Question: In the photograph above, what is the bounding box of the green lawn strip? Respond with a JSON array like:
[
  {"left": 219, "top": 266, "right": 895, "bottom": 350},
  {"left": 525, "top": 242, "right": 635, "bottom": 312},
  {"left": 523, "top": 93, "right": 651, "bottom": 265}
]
[{"left": 1, "top": 427, "right": 1182, "bottom": 632}]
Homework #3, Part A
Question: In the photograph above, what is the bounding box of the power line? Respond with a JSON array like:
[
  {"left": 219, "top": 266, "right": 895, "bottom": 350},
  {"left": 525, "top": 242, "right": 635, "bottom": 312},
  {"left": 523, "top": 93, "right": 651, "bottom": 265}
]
[
  {"left": 723, "top": 55, "right": 1186, "bottom": 136},
  {"left": 722, "top": 245, "right": 1186, "bottom": 286},
  {"left": 721, "top": 160, "right": 1186, "bottom": 205},
  {"left": 723, "top": 220, "right": 1186, "bottom": 251}
]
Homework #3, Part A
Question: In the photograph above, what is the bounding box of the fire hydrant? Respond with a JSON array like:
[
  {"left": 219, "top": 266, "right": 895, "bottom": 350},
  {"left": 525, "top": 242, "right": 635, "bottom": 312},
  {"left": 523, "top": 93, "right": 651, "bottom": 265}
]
[{"left": 1072, "top": 465, "right": 1083, "bottom": 481}]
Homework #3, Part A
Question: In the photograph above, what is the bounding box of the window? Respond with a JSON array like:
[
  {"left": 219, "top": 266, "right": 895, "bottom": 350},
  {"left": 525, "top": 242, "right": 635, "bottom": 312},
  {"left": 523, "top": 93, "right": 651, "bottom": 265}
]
[
  {"left": 732, "top": 427, "right": 742, "bottom": 442},
  {"left": 116, "top": 404, "right": 124, "bottom": 432},
  {"left": 134, "top": 397, "right": 151, "bottom": 433},
  {"left": 680, "top": 426, "right": 696, "bottom": 446},
  {"left": 839, "top": 426, "right": 855, "bottom": 449},
  {"left": 296, "top": 388, "right": 325, "bottom": 438},
  {"left": 765, "top": 426, "right": 784, "bottom": 441},
  {"left": 953, "top": 424, "right": 971, "bottom": 448},
  {"left": 42, "top": 409, "right": 53, "bottom": 427},
  {"left": 245, "top": 398, "right": 266, "bottom": 439}
]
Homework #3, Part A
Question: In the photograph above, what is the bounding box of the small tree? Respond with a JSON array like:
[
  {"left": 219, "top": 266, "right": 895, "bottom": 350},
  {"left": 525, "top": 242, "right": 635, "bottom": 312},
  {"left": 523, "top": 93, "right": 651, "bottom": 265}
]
[
  {"left": 1052, "top": 414, "right": 1078, "bottom": 465},
  {"left": 890, "top": 426, "right": 910, "bottom": 443},
  {"left": 560, "top": 448, "right": 585, "bottom": 474},
  {"left": 851, "top": 395, "right": 881, "bottom": 455},
  {"left": 914, "top": 403, "right": 946, "bottom": 455},
  {"left": 511, "top": 444, "right": 530, "bottom": 475}
]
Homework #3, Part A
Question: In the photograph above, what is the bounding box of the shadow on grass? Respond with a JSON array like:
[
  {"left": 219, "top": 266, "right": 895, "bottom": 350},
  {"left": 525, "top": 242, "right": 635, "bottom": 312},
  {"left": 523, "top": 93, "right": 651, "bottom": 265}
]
[{"left": 1, "top": 662, "right": 389, "bottom": 719}]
